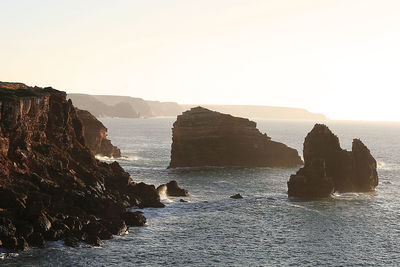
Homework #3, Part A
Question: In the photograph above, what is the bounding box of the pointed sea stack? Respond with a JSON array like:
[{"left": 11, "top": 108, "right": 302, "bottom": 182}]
[
  {"left": 287, "top": 124, "right": 378, "bottom": 198},
  {"left": 76, "top": 109, "right": 121, "bottom": 158},
  {"left": 168, "top": 107, "right": 302, "bottom": 168}
]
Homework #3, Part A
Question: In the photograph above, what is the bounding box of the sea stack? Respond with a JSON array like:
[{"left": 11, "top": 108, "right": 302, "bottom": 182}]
[
  {"left": 287, "top": 124, "right": 378, "bottom": 198},
  {"left": 76, "top": 108, "right": 121, "bottom": 158},
  {"left": 0, "top": 82, "right": 163, "bottom": 251},
  {"left": 168, "top": 107, "right": 302, "bottom": 168}
]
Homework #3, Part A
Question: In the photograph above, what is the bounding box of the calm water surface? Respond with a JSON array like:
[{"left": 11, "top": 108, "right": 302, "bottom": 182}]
[{"left": 3, "top": 118, "right": 400, "bottom": 266}]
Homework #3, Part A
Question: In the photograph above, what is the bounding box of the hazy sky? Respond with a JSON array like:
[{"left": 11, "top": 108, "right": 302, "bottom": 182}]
[{"left": 1, "top": 0, "right": 400, "bottom": 121}]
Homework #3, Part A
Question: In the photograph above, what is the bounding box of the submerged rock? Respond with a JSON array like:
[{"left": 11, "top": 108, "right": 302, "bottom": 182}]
[
  {"left": 76, "top": 109, "right": 121, "bottom": 158},
  {"left": 168, "top": 107, "right": 302, "bottom": 168},
  {"left": 230, "top": 194, "right": 243, "bottom": 199},
  {"left": 0, "top": 82, "right": 164, "bottom": 251},
  {"left": 156, "top": 180, "right": 189, "bottom": 197},
  {"left": 287, "top": 124, "right": 378, "bottom": 198}
]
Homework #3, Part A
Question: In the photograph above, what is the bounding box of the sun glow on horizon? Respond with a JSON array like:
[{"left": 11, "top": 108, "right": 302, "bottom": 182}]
[{"left": 1, "top": 0, "right": 400, "bottom": 121}]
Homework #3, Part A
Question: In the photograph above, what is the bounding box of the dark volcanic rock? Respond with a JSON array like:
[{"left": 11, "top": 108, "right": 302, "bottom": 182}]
[
  {"left": 27, "top": 232, "right": 45, "bottom": 248},
  {"left": 156, "top": 180, "right": 189, "bottom": 197},
  {"left": 287, "top": 159, "right": 334, "bottom": 198},
  {"left": 64, "top": 236, "right": 79, "bottom": 247},
  {"left": 76, "top": 109, "right": 121, "bottom": 158},
  {"left": 86, "top": 235, "right": 103, "bottom": 247},
  {"left": 230, "top": 193, "right": 243, "bottom": 199},
  {"left": 122, "top": 211, "right": 146, "bottom": 227},
  {"left": 168, "top": 107, "right": 302, "bottom": 168},
  {"left": 128, "top": 182, "right": 165, "bottom": 208},
  {"left": 0, "top": 82, "right": 164, "bottom": 251},
  {"left": 287, "top": 124, "right": 378, "bottom": 198}
]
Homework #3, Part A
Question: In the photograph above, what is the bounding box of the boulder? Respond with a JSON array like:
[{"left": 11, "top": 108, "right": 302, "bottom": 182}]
[
  {"left": 121, "top": 211, "right": 146, "bottom": 227},
  {"left": 156, "top": 180, "right": 189, "bottom": 197},
  {"left": 168, "top": 107, "right": 302, "bottom": 168},
  {"left": 64, "top": 236, "right": 79, "bottom": 247},
  {"left": 101, "top": 219, "right": 127, "bottom": 236},
  {"left": 230, "top": 194, "right": 243, "bottom": 199},
  {"left": 288, "top": 124, "right": 378, "bottom": 198},
  {"left": 27, "top": 232, "right": 45, "bottom": 248},
  {"left": 86, "top": 235, "right": 103, "bottom": 247},
  {"left": 128, "top": 183, "right": 165, "bottom": 208}
]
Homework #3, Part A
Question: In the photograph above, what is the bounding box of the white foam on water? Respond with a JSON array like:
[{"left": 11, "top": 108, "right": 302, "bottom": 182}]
[
  {"left": 157, "top": 185, "right": 173, "bottom": 203},
  {"left": 377, "top": 161, "right": 386, "bottom": 168},
  {"left": 95, "top": 155, "right": 141, "bottom": 162}
]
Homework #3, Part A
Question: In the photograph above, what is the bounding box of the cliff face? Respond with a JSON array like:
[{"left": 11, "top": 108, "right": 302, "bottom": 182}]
[
  {"left": 168, "top": 107, "right": 303, "bottom": 168},
  {"left": 287, "top": 124, "right": 378, "bottom": 198},
  {"left": 0, "top": 82, "right": 163, "bottom": 251},
  {"left": 76, "top": 109, "right": 121, "bottom": 158}
]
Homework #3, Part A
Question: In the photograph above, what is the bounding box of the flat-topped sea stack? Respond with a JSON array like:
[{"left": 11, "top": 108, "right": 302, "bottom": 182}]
[
  {"left": 0, "top": 82, "right": 163, "bottom": 251},
  {"left": 76, "top": 109, "right": 121, "bottom": 158},
  {"left": 287, "top": 124, "right": 378, "bottom": 198},
  {"left": 168, "top": 107, "right": 303, "bottom": 168}
]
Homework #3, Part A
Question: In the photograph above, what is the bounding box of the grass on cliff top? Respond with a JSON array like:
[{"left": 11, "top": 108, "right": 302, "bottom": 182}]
[{"left": 0, "top": 87, "right": 61, "bottom": 102}]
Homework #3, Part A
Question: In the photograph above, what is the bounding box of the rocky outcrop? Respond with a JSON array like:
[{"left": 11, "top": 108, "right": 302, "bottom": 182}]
[
  {"left": 0, "top": 82, "right": 163, "bottom": 251},
  {"left": 287, "top": 124, "right": 378, "bottom": 198},
  {"left": 156, "top": 181, "right": 189, "bottom": 197},
  {"left": 76, "top": 109, "right": 121, "bottom": 158},
  {"left": 168, "top": 107, "right": 303, "bottom": 168},
  {"left": 230, "top": 194, "right": 243, "bottom": 199}
]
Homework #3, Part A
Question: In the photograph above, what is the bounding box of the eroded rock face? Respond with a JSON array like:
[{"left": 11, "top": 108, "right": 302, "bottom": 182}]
[
  {"left": 0, "top": 82, "right": 163, "bottom": 251},
  {"left": 168, "top": 107, "right": 303, "bottom": 168},
  {"left": 287, "top": 124, "right": 378, "bottom": 198},
  {"left": 76, "top": 109, "right": 121, "bottom": 158}
]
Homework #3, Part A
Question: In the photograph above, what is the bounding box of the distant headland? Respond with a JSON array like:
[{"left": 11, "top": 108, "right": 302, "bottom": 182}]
[{"left": 67, "top": 93, "right": 327, "bottom": 121}]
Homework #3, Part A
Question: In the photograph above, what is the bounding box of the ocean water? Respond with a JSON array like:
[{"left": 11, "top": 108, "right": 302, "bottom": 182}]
[{"left": 3, "top": 118, "right": 400, "bottom": 266}]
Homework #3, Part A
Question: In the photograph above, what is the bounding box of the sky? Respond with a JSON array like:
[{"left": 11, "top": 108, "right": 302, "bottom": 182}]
[{"left": 1, "top": 0, "right": 400, "bottom": 121}]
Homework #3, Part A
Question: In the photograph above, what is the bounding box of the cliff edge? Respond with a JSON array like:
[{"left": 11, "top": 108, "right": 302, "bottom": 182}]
[
  {"left": 0, "top": 82, "right": 163, "bottom": 251},
  {"left": 76, "top": 109, "right": 121, "bottom": 158}
]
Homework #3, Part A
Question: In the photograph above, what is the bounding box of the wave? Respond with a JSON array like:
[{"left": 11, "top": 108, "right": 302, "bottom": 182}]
[
  {"left": 157, "top": 185, "right": 173, "bottom": 203},
  {"left": 377, "top": 161, "right": 386, "bottom": 168},
  {"left": 95, "top": 155, "right": 141, "bottom": 162},
  {"left": 376, "top": 161, "right": 400, "bottom": 171}
]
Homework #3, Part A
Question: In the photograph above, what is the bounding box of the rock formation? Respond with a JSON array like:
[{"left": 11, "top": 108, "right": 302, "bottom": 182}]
[
  {"left": 168, "top": 107, "right": 303, "bottom": 168},
  {"left": 156, "top": 180, "right": 189, "bottom": 197},
  {"left": 287, "top": 124, "right": 378, "bottom": 198},
  {"left": 230, "top": 193, "right": 243, "bottom": 199},
  {"left": 0, "top": 82, "right": 163, "bottom": 251},
  {"left": 76, "top": 109, "right": 121, "bottom": 158}
]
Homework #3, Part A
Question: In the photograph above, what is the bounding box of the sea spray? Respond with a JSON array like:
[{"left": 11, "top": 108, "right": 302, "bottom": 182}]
[{"left": 157, "top": 185, "right": 173, "bottom": 202}]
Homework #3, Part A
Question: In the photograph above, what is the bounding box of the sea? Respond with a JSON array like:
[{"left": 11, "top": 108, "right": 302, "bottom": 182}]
[{"left": 2, "top": 118, "right": 400, "bottom": 266}]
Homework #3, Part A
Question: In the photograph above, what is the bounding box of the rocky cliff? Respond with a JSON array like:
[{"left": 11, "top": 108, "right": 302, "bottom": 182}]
[
  {"left": 287, "top": 124, "right": 378, "bottom": 198},
  {"left": 0, "top": 82, "right": 163, "bottom": 251},
  {"left": 76, "top": 109, "right": 121, "bottom": 158},
  {"left": 168, "top": 107, "right": 303, "bottom": 168}
]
